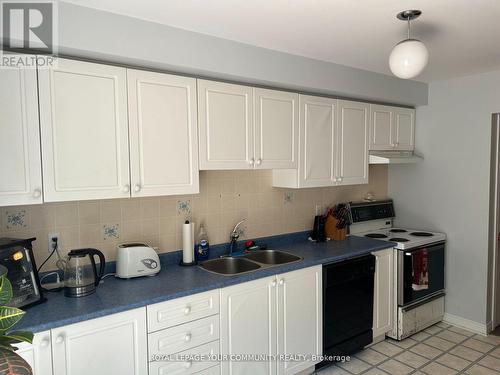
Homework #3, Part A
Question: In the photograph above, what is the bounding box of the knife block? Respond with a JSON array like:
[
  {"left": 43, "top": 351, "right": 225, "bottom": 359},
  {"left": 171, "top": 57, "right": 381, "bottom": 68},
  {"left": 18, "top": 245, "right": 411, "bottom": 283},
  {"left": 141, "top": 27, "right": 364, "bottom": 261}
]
[{"left": 325, "top": 215, "right": 347, "bottom": 241}]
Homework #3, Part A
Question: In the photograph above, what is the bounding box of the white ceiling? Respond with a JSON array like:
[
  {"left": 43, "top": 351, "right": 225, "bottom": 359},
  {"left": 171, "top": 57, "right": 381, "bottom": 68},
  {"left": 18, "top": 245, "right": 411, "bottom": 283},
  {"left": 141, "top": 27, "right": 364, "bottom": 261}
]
[{"left": 62, "top": 0, "right": 500, "bottom": 82}]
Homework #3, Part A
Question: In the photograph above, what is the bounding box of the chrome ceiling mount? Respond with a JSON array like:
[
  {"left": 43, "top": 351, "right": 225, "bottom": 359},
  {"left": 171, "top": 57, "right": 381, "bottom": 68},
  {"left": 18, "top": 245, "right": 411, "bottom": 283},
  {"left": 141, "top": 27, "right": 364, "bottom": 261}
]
[{"left": 396, "top": 10, "right": 422, "bottom": 21}]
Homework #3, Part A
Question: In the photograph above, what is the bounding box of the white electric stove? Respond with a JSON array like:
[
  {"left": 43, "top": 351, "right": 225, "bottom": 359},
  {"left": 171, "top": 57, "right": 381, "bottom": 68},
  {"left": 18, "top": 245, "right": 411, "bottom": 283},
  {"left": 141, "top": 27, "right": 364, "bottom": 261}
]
[{"left": 348, "top": 200, "right": 447, "bottom": 340}]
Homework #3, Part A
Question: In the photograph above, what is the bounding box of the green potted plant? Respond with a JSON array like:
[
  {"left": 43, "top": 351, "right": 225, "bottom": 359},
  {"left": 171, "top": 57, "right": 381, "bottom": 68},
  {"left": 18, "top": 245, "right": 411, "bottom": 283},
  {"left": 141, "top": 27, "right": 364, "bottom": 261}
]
[{"left": 0, "top": 266, "right": 33, "bottom": 375}]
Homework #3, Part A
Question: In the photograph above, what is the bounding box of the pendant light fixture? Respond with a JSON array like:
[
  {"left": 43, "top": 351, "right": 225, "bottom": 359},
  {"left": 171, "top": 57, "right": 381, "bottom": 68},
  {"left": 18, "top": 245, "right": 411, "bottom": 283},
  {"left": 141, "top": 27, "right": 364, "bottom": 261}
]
[{"left": 389, "top": 10, "right": 429, "bottom": 79}]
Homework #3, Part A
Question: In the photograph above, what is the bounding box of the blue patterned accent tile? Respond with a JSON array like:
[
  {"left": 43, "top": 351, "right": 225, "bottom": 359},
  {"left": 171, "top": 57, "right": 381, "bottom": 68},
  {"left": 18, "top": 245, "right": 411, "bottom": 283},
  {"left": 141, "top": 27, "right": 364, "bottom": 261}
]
[
  {"left": 177, "top": 200, "right": 191, "bottom": 215},
  {"left": 5, "top": 210, "right": 27, "bottom": 230},
  {"left": 103, "top": 224, "right": 120, "bottom": 240}
]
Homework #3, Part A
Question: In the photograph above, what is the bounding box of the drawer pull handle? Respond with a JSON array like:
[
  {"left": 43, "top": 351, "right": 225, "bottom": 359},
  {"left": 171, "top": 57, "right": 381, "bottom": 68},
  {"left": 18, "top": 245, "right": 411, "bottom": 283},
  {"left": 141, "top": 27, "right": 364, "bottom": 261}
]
[
  {"left": 55, "top": 335, "right": 64, "bottom": 344},
  {"left": 40, "top": 339, "right": 50, "bottom": 347},
  {"left": 184, "top": 360, "right": 193, "bottom": 369},
  {"left": 184, "top": 333, "right": 192, "bottom": 342},
  {"left": 279, "top": 278, "right": 285, "bottom": 286},
  {"left": 183, "top": 306, "right": 191, "bottom": 315}
]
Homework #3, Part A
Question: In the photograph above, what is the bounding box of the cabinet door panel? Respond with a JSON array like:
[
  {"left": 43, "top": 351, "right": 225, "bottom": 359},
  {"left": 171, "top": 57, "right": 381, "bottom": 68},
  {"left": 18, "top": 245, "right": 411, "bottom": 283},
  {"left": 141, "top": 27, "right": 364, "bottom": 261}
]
[
  {"left": 373, "top": 249, "right": 394, "bottom": 339},
  {"left": 0, "top": 63, "right": 42, "bottom": 206},
  {"left": 38, "top": 58, "right": 130, "bottom": 201},
  {"left": 369, "top": 105, "right": 393, "bottom": 150},
  {"left": 277, "top": 266, "right": 322, "bottom": 375},
  {"left": 15, "top": 331, "right": 53, "bottom": 375},
  {"left": 128, "top": 70, "right": 199, "bottom": 196},
  {"left": 254, "top": 89, "right": 298, "bottom": 169},
  {"left": 52, "top": 307, "right": 147, "bottom": 375},
  {"left": 300, "top": 95, "right": 336, "bottom": 187},
  {"left": 198, "top": 80, "right": 253, "bottom": 169},
  {"left": 394, "top": 108, "right": 415, "bottom": 150},
  {"left": 220, "top": 277, "right": 277, "bottom": 375},
  {"left": 337, "top": 100, "right": 369, "bottom": 185}
]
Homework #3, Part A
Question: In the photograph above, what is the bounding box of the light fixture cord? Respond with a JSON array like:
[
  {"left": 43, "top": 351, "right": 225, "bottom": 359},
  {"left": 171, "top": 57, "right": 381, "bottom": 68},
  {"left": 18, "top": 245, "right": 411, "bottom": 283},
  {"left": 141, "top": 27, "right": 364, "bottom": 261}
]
[{"left": 407, "top": 17, "right": 411, "bottom": 39}]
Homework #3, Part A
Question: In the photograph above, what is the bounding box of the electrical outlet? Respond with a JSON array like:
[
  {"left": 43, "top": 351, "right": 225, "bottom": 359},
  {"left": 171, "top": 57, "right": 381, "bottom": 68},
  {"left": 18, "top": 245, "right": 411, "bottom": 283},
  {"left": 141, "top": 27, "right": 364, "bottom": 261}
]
[
  {"left": 315, "top": 204, "right": 323, "bottom": 216},
  {"left": 48, "top": 232, "right": 60, "bottom": 253}
]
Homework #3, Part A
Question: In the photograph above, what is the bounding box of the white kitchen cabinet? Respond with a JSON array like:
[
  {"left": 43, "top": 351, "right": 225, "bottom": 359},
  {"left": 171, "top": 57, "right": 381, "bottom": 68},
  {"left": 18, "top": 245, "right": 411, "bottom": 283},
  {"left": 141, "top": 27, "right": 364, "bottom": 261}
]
[
  {"left": 0, "top": 62, "right": 43, "bottom": 206},
  {"left": 198, "top": 80, "right": 298, "bottom": 170},
  {"left": 336, "top": 100, "right": 369, "bottom": 185},
  {"left": 198, "top": 80, "right": 254, "bottom": 170},
  {"left": 38, "top": 58, "right": 131, "bottom": 202},
  {"left": 127, "top": 69, "right": 199, "bottom": 197},
  {"left": 277, "top": 266, "right": 322, "bottom": 375},
  {"left": 369, "top": 104, "right": 415, "bottom": 151},
  {"left": 254, "top": 88, "right": 298, "bottom": 169},
  {"left": 220, "top": 266, "right": 322, "bottom": 375},
  {"left": 51, "top": 307, "right": 148, "bottom": 375},
  {"left": 15, "top": 330, "right": 53, "bottom": 375},
  {"left": 220, "top": 276, "right": 277, "bottom": 375},
  {"left": 372, "top": 249, "right": 394, "bottom": 341}
]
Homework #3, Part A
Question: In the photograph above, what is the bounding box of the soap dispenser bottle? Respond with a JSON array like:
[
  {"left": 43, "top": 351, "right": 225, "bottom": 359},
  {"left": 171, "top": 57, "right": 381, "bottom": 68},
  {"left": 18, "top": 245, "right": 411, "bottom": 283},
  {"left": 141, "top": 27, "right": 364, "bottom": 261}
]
[{"left": 195, "top": 224, "right": 210, "bottom": 261}]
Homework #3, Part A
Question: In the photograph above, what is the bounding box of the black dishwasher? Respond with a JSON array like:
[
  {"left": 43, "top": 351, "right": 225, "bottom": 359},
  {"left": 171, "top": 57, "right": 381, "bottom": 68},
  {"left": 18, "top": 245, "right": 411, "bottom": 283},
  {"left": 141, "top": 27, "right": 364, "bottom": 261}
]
[{"left": 318, "top": 254, "right": 376, "bottom": 369}]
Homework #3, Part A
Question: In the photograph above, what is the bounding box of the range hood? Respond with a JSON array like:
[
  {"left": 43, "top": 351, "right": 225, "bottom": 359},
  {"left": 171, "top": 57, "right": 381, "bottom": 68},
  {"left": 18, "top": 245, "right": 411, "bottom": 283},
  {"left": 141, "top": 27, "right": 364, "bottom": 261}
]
[{"left": 369, "top": 150, "right": 423, "bottom": 164}]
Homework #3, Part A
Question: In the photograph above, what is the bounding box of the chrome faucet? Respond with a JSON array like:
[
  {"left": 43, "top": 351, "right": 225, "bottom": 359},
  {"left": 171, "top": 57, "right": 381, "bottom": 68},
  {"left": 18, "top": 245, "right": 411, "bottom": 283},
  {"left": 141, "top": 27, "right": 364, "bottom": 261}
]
[{"left": 229, "top": 219, "right": 246, "bottom": 256}]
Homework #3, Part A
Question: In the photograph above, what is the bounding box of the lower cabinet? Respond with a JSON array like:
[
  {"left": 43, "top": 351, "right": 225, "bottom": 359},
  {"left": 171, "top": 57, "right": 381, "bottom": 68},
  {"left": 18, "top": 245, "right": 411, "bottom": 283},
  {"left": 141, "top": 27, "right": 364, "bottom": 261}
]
[
  {"left": 372, "top": 249, "right": 394, "bottom": 341},
  {"left": 15, "top": 331, "right": 53, "bottom": 375},
  {"left": 51, "top": 307, "right": 148, "bottom": 375},
  {"left": 220, "top": 265, "right": 322, "bottom": 375}
]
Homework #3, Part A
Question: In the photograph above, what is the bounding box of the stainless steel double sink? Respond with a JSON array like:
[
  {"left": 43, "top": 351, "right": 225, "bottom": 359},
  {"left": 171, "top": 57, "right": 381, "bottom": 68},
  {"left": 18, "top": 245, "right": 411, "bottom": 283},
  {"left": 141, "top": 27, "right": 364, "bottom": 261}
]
[{"left": 200, "top": 250, "right": 302, "bottom": 276}]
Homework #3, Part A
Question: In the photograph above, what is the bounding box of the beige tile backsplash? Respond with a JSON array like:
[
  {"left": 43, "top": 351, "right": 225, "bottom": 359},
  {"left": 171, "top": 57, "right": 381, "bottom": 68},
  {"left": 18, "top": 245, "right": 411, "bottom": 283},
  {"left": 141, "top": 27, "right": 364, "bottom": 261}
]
[{"left": 0, "top": 167, "right": 388, "bottom": 271}]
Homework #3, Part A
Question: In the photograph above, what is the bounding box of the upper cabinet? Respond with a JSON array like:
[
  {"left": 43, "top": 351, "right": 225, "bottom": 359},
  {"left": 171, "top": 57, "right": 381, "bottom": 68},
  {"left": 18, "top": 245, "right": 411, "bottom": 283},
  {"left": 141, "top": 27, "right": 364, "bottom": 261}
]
[
  {"left": 127, "top": 69, "right": 199, "bottom": 197},
  {"left": 337, "top": 100, "right": 369, "bottom": 185},
  {"left": 369, "top": 104, "right": 415, "bottom": 151},
  {"left": 38, "top": 58, "right": 131, "bottom": 202},
  {"left": 273, "top": 96, "right": 369, "bottom": 188},
  {"left": 198, "top": 80, "right": 298, "bottom": 170},
  {"left": 0, "top": 63, "right": 43, "bottom": 206}
]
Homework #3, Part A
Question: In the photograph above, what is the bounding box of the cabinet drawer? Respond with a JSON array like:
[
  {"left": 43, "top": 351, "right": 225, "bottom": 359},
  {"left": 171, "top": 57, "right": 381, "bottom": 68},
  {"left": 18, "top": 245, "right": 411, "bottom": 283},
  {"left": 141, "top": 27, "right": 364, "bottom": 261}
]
[
  {"left": 149, "top": 315, "right": 220, "bottom": 357},
  {"left": 149, "top": 340, "right": 220, "bottom": 375},
  {"left": 148, "top": 290, "right": 219, "bottom": 332}
]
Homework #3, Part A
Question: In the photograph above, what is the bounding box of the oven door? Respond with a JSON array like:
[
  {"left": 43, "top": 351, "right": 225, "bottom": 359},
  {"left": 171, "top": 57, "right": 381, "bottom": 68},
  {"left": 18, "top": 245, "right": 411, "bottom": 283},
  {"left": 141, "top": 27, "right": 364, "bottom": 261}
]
[{"left": 398, "top": 242, "right": 445, "bottom": 306}]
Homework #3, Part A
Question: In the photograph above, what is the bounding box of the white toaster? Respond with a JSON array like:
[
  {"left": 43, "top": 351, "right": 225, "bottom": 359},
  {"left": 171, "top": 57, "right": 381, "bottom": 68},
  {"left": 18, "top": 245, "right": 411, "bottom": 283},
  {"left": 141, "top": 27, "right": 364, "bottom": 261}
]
[{"left": 115, "top": 242, "right": 161, "bottom": 278}]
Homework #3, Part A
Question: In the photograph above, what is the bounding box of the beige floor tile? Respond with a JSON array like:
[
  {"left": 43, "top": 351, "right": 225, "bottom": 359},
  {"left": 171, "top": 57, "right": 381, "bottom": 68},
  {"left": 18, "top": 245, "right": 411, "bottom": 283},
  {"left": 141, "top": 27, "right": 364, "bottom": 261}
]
[
  {"left": 371, "top": 341, "right": 404, "bottom": 356},
  {"left": 463, "top": 338, "right": 495, "bottom": 353},
  {"left": 410, "top": 343, "right": 443, "bottom": 359},
  {"left": 363, "top": 369, "right": 388, "bottom": 375},
  {"left": 437, "top": 322, "right": 452, "bottom": 329},
  {"left": 354, "top": 348, "right": 388, "bottom": 365},
  {"left": 436, "top": 330, "right": 469, "bottom": 344},
  {"left": 436, "top": 353, "right": 472, "bottom": 371},
  {"left": 424, "top": 325, "right": 443, "bottom": 335},
  {"left": 489, "top": 347, "right": 500, "bottom": 358},
  {"left": 465, "top": 364, "right": 499, "bottom": 375},
  {"left": 478, "top": 355, "right": 500, "bottom": 372},
  {"left": 337, "top": 358, "right": 371, "bottom": 374},
  {"left": 411, "top": 331, "right": 432, "bottom": 342},
  {"left": 377, "top": 359, "right": 413, "bottom": 375},
  {"left": 389, "top": 337, "right": 418, "bottom": 349},
  {"left": 449, "top": 345, "right": 485, "bottom": 361},
  {"left": 315, "top": 365, "right": 350, "bottom": 374},
  {"left": 424, "top": 336, "right": 456, "bottom": 351},
  {"left": 421, "top": 362, "right": 458, "bottom": 375},
  {"left": 474, "top": 334, "right": 500, "bottom": 346},
  {"left": 394, "top": 350, "right": 429, "bottom": 368},
  {"left": 449, "top": 326, "right": 476, "bottom": 337}
]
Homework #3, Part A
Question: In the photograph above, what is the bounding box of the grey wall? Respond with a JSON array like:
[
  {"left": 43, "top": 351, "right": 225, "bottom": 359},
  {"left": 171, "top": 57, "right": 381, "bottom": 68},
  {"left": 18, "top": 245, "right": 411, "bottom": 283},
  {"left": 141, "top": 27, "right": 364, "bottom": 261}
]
[
  {"left": 389, "top": 69, "right": 500, "bottom": 326},
  {"left": 54, "top": 2, "right": 427, "bottom": 106}
]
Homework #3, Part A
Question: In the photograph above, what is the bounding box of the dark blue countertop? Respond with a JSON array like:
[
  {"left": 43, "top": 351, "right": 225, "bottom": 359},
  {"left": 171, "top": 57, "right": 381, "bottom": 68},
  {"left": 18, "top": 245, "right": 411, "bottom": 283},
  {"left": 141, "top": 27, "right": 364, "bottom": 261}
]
[{"left": 17, "top": 232, "right": 393, "bottom": 333}]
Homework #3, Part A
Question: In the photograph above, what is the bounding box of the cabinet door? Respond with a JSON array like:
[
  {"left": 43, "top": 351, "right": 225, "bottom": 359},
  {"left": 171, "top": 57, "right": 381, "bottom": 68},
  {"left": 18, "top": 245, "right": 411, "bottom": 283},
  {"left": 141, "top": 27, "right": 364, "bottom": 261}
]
[
  {"left": 52, "top": 307, "right": 147, "bottom": 375},
  {"left": 15, "top": 330, "right": 53, "bottom": 375},
  {"left": 336, "top": 100, "right": 369, "bottom": 185},
  {"left": 198, "top": 80, "right": 254, "bottom": 170},
  {"left": 0, "top": 63, "right": 43, "bottom": 206},
  {"left": 220, "top": 276, "right": 277, "bottom": 375},
  {"left": 277, "top": 266, "right": 322, "bottom": 375},
  {"left": 128, "top": 69, "right": 199, "bottom": 197},
  {"left": 369, "top": 105, "right": 394, "bottom": 150},
  {"left": 299, "top": 95, "right": 336, "bottom": 187},
  {"left": 38, "top": 58, "right": 130, "bottom": 202},
  {"left": 373, "top": 249, "right": 394, "bottom": 340},
  {"left": 394, "top": 107, "right": 415, "bottom": 150},
  {"left": 254, "top": 88, "right": 298, "bottom": 169}
]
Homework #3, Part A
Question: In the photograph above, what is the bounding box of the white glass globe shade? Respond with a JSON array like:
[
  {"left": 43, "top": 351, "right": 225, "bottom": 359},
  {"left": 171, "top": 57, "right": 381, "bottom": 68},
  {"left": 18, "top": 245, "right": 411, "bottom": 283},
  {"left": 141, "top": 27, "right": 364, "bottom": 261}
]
[{"left": 389, "top": 39, "right": 429, "bottom": 79}]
